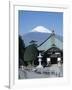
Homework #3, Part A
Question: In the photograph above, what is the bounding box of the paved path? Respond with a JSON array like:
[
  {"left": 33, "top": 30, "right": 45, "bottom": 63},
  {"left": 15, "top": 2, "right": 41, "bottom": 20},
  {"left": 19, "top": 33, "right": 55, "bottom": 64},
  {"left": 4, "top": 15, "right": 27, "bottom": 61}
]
[{"left": 19, "top": 64, "right": 63, "bottom": 79}]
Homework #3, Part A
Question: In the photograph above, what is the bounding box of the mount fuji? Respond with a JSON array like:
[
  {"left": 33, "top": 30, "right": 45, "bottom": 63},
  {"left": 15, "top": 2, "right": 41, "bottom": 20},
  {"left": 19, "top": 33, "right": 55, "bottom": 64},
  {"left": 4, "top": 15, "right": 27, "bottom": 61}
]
[
  {"left": 30, "top": 26, "right": 52, "bottom": 33},
  {"left": 22, "top": 26, "right": 62, "bottom": 47}
]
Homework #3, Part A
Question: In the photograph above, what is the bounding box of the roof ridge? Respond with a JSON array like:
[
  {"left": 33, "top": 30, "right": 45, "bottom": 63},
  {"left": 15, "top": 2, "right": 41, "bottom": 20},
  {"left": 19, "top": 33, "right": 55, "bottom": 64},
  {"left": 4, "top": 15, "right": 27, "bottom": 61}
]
[
  {"left": 37, "top": 34, "right": 52, "bottom": 47},
  {"left": 37, "top": 33, "right": 63, "bottom": 48}
]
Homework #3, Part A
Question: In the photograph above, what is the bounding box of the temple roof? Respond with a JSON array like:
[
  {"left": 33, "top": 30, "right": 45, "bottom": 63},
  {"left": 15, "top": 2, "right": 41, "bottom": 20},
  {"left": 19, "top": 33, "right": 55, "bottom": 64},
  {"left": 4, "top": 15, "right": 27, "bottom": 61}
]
[{"left": 38, "top": 31, "right": 63, "bottom": 51}]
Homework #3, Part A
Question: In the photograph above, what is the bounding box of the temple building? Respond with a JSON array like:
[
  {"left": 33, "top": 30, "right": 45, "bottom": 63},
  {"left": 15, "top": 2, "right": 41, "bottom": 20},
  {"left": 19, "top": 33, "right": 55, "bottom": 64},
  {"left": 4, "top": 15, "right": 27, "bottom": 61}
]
[{"left": 36, "top": 30, "right": 63, "bottom": 66}]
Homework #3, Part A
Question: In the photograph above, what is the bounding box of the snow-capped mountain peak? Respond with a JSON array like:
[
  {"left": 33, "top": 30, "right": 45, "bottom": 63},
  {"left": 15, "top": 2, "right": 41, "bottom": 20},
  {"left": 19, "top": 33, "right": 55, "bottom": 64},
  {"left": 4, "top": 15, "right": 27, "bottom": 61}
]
[{"left": 31, "top": 26, "right": 52, "bottom": 33}]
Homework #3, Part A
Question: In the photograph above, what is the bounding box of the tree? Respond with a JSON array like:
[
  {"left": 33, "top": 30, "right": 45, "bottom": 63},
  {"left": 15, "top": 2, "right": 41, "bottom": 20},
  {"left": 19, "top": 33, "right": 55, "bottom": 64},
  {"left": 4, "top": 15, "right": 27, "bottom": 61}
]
[
  {"left": 24, "top": 43, "right": 38, "bottom": 66},
  {"left": 19, "top": 35, "right": 25, "bottom": 67}
]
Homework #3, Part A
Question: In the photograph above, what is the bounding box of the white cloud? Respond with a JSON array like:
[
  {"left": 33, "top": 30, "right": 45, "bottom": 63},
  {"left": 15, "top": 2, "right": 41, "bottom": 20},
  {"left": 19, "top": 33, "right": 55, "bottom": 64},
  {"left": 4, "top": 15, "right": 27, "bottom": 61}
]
[{"left": 31, "top": 26, "right": 52, "bottom": 33}]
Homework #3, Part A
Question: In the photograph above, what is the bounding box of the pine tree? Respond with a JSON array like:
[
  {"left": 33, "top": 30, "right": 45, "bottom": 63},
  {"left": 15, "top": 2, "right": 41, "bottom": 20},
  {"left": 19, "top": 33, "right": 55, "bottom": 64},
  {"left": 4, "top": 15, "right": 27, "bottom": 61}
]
[
  {"left": 24, "top": 43, "right": 38, "bottom": 66},
  {"left": 19, "top": 35, "right": 25, "bottom": 67}
]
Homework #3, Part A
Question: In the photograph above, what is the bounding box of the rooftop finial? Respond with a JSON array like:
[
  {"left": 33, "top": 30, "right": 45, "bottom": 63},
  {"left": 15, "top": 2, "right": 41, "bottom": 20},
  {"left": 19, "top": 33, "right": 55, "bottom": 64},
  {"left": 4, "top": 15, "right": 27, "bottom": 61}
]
[
  {"left": 52, "top": 30, "right": 54, "bottom": 33},
  {"left": 52, "top": 24, "right": 55, "bottom": 35}
]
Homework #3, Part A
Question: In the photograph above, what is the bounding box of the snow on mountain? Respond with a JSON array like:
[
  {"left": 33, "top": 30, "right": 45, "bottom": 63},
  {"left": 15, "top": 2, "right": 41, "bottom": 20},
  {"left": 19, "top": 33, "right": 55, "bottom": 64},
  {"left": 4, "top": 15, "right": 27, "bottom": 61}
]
[{"left": 31, "top": 26, "right": 52, "bottom": 33}]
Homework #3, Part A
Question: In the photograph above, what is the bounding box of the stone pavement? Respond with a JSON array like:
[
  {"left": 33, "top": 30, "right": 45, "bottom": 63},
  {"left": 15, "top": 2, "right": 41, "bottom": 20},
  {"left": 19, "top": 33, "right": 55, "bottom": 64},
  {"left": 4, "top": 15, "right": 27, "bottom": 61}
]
[{"left": 19, "top": 64, "right": 63, "bottom": 79}]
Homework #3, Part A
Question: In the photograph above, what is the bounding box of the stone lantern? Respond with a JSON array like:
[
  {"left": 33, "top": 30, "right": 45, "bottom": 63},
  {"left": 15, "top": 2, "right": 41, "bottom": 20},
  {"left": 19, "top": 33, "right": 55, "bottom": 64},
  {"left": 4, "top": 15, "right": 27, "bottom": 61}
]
[{"left": 36, "top": 52, "right": 43, "bottom": 69}]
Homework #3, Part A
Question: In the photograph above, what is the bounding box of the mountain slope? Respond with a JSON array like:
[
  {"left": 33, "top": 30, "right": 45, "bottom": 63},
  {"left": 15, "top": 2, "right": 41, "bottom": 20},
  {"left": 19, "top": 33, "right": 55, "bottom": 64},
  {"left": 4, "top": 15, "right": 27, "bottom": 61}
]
[{"left": 22, "top": 32, "right": 63, "bottom": 47}]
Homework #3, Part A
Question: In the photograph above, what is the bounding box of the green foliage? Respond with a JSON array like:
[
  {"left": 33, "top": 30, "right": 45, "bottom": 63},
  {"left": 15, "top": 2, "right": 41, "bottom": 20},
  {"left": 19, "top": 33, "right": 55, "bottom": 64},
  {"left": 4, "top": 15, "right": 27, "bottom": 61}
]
[
  {"left": 19, "top": 35, "right": 25, "bottom": 66},
  {"left": 24, "top": 44, "right": 38, "bottom": 65}
]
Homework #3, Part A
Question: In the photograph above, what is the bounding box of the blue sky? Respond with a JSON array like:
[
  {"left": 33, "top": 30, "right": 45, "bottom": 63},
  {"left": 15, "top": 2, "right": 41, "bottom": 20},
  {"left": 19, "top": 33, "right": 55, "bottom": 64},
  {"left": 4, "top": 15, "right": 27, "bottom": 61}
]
[{"left": 19, "top": 10, "right": 63, "bottom": 36}]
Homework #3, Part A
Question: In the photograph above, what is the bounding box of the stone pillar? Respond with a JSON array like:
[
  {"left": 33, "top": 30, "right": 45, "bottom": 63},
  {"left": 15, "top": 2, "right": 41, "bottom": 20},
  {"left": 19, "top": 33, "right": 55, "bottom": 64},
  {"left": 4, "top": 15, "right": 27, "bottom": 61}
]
[
  {"left": 21, "top": 65, "right": 24, "bottom": 70},
  {"left": 47, "top": 58, "right": 51, "bottom": 66},
  {"left": 57, "top": 57, "right": 62, "bottom": 77},
  {"left": 39, "top": 58, "right": 41, "bottom": 66},
  {"left": 57, "top": 57, "right": 61, "bottom": 67}
]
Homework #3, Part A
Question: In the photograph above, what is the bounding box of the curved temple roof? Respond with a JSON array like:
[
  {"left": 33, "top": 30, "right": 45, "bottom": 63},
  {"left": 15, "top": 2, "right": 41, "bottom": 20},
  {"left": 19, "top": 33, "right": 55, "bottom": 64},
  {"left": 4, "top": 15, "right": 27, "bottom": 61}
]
[{"left": 38, "top": 30, "right": 63, "bottom": 51}]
